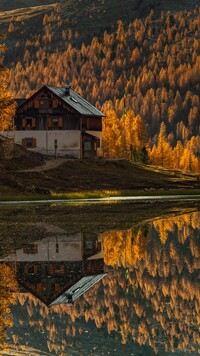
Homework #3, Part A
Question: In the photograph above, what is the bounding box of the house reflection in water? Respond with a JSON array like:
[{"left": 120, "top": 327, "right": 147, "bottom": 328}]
[{"left": 1, "top": 232, "right": 106, "bottom": 306}]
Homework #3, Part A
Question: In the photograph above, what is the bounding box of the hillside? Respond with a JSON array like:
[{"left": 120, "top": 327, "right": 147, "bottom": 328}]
[
  {"left": 0, "top": 0, "right": 55, "bottom": 11},
  {"left": 1, "top": 0, "right": 199, "bottom": 64},
  {"left": 0, "top": 0, "right": 200, "bottom": 175},
  {"left": 0, "top": 136, "right": 199, "bottom": 199}
]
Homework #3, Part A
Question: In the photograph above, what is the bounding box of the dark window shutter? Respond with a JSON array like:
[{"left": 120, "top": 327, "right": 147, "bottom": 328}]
[
  {"left": 58, "top": 117, "right": 63, "bottom": 128},
  {"left": 32, "top": 118, "right": 36, "bottom": 128},
  {"left": 32, "top": 138, "right": 36, "bottom": 148},
  {"left": 48, "top": 117, "right": 52, "bottom": 128},
  {"left": 22, "top": 138, "right": 27, "bottom": 147},
  {"left": 22, "top": 118, "right": 26, "bottom": 128}
]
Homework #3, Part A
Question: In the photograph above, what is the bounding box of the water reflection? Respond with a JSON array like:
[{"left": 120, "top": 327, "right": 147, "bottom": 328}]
[
  {"left": 1, "top": 233, "right": 105, "bottom": 307},
  {"left": 1, "top": 211, "right": 200, "bottom": 355},
  {"left": 0, "top": 264, "right": 18, "bottom": 353}
]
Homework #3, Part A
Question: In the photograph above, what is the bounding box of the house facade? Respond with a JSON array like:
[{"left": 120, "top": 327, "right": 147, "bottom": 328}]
[
  {"left": 1, "top": 232, "right": 105, "bottom": 306},
  {"left": 5, "top": 85, "right": 105, "bottom": 158}
]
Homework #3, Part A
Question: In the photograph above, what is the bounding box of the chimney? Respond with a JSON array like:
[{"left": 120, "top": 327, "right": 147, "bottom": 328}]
[{"left": 64, "top": 85, "right": 71, "bottom": 96}]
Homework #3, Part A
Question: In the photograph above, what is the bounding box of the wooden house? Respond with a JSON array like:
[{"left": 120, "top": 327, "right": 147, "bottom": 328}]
[
  {"left": 1, "top": 232, "right": 106, "bottom": 306},
  {"left": 12, "top": 85, "right": 105, "bottom": 158}
]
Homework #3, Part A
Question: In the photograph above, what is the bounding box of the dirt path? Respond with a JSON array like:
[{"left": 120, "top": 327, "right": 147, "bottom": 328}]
[{"left": 19, "top": 158, "right": 69, "bottom": 172}]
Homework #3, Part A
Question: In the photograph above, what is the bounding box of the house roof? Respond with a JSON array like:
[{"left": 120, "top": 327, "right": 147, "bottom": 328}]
[
  {"left": 50, "top": 274, "right": 107, "bottom": 306},
  {"left": 47, "top": 85, "right": 105, "bottom": 117},
  {"left": 16, "top": 85, "right": 105, "bottom": 117}
]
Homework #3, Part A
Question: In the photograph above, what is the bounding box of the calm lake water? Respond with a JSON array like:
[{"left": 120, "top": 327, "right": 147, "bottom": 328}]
[{"left": 0, "top": 209, "right": 199, "bottom": 355}]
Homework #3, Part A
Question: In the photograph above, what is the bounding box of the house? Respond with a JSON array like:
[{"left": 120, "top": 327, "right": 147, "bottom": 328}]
[
  {"left": 1, "top": 232, "right": 106, "bottom": 306},
  {"left": 8, "top": 85, "right": 105, "bottom": 158}
]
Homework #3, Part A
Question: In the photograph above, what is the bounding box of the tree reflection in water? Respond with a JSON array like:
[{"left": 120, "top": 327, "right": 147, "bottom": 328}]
[
  {"left": 0, "top": 264, "right": 18, "bottom": 352},
  {"left": 2, "top": 211, "right": 200, "bottom": 355}
]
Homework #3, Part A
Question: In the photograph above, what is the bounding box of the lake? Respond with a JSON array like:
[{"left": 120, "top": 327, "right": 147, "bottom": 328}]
[{"left": 0, "top": 207, "right": 199, "bottom": 355}]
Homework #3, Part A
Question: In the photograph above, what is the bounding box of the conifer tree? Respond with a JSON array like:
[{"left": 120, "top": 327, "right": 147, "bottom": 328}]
[
  {"left": 0, "top": 263, "right": 18, "bottom": 352},
  {"left": 172, "top": 140, "right": 184, "bottom": 169},
  {"left": 0, "top": 34, "right": 16, "bottom": 131},
  {"left": 150, "top": 122, "right": 173, "bottom": 167}
]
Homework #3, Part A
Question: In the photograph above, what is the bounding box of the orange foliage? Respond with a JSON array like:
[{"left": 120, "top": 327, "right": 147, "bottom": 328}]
[
  {"left": 0, "top": 263, "right": 18, "bottom": 352},
  {"left": 0, "top": 34, "right": 16, "bottom": 131}
]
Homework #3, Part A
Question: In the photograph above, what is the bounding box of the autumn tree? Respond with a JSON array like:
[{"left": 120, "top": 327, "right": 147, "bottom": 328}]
[
  {"left": 102, "top": 109, "right": 123, "bottom": 158},
  {"left": 172, "top": 140, "right": 184, "bottom": 169},
  {"left": 150, "top": 122, "right": 173, "bottom": 167},
  {"left": 0, "top": 33, "right": 16, "bottom": 131},
  {"left": 0, "top": 263, "right": 18, "bottom": 352}
]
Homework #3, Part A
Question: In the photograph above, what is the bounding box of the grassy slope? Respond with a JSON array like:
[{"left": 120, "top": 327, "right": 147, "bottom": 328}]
[
  {"left": 0, "top": 148, "right": 199, "bottom": 250},
  {"left": 0, "top": 155, "right": 200, "bottom": 200}
]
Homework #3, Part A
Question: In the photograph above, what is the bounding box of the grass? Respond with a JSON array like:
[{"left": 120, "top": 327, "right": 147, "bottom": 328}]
[
  {"left": 0, "top": 158, "right": 200, "bottom": 202},
  {"left": 50, "top": 188, "right": 200, "bottom": 200},
  {"left": 51, "top": 190, "right": 122, "bottom": 199},
  {"left": 0, "top": 188, "right": 199, "bottom": 202},
  {"left": 0, "top": 199, "right": 199, "bottom": 233}
]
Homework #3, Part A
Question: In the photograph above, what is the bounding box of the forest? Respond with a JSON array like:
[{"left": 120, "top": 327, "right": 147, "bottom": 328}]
[{"left": 3, "top": 4, "right": 200, "bottom": 172}]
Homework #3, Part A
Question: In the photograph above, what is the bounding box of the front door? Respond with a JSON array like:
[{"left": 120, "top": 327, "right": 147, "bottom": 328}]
[{"left": 82, "top": 134, "right": 98, "bottom": 159}]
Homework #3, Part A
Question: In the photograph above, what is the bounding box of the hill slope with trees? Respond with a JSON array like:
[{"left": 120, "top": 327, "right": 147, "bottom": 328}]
[{"left": 0, "top": 1, "right": 199, "bottom": 172}]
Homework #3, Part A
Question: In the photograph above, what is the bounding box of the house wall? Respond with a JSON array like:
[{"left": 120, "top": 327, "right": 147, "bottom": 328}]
[
  {"left": 1, "top": 234, "right": 83, "bottom": 262},
  {"left": 1, "top": 129, "right": 103, "bottom": 157},
  {"left": 2, "top": 130, "right": 81, "bottom": 158}
]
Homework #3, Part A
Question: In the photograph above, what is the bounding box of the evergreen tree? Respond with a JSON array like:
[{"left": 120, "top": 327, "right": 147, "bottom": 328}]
[
  {"left": 140, "top": 146, "right": 150, "bottom": 164},
  {"left": 150, "top": 122, "right": 173, "bottom": 167},
  {"left": 0, "top": 34, "right": 16, "bottom": 131}
]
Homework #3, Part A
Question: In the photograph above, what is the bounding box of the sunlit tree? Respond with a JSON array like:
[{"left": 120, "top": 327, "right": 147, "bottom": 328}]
[
  {"left": 150, "top": 122, "right": 173, "bottom": 167},
  {"left": 0, "top": 33, "right": 16, "bottom": 131}
]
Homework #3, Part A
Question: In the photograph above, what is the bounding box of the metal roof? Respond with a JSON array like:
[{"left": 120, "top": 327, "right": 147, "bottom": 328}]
[
  {"left": 50, "top": 274, "right": 107, "bottom": 306},
  {"left": 47, "top": 86, "right": 105, "bottom": 117}
]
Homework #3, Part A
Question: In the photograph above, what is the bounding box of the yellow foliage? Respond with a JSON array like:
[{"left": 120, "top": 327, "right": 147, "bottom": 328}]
[
  {"left": 0, "top": 263, "right": 18, "bottom": 351},
  {"left": 0, "top": 34, "right": 16, "bottom": 131},
  {"left": 103, "top": 225, "right": 148, "bottom": 267}
]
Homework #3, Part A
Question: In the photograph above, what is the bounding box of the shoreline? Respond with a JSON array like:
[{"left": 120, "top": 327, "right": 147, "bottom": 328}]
[
  {"left": 0, "top": 192, "right": 200, "bottom": 205},
  {"left": 0, "top": 199, "right": 199, "bottom": 256},
  {"left": 0, "top": 188, "right": 200, "bottom": 202}
]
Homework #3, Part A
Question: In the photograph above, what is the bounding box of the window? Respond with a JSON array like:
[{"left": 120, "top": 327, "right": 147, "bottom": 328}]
[
  {"left": 22, "top": 138, "right": 36, "bottom": 148},
  {"left": 52, "top": 118, "right": 59, "bottom": 128},
  {"left": 22, "top": 117, "right": 36, "bottom": 130},
  {"left": 26, "top": 118, "right": 33, "bottom": 130},
  {"left": 84, "top": 142, "right": 91, "bottom": 151},
  {"left": 48, "top": 117, "right": 63, "bottom": 129},
  {"left": 23, "top": 243, "right": 38, "bottom": 254},
  {"left": 27, "top": 138, "right": 33, "bottom": 148}
]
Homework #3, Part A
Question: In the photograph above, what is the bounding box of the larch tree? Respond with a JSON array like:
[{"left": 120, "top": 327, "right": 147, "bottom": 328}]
[
  {"left": 131, "top": 114, "right": 149, "bottom": 163},
  {"left": 172, "top": 140, "right": 184, "bottom": 169},
  {"left": 180, "top": 139, "right": 200, "bottom": 173},
  {"left": 132, "top": 114, "right": 149, "bottom": 151},
  {"left": 102, "top": 109, "right": 122, "bottom": 158},
  {"left": 150, "top": 122, "right": 173, "bottom": 167},
  {"left": 0, "top": 263, "right": 18, "bottom": 352},
  {"left": 0, "top": 33, "right": 16, "bottom": 131},
  {"left": 120, "top": 109, "right": 136, "bottom": 158}
]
